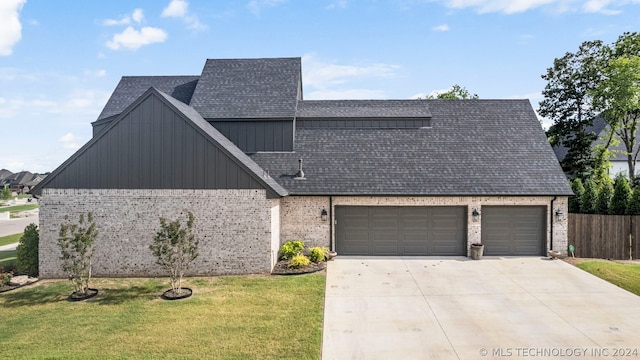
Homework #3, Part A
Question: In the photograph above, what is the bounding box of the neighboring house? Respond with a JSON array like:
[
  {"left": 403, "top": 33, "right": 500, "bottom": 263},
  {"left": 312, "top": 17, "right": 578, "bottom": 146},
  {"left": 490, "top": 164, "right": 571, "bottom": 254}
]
[
  {"left": 31, "top": 57, "right": 572, "bottom": 278},
  {"left": 553, "top": 116, "right": 640, "bottom": 178},
  {"left": 1, "top": 170, "right": 46, "bottom": 194}
]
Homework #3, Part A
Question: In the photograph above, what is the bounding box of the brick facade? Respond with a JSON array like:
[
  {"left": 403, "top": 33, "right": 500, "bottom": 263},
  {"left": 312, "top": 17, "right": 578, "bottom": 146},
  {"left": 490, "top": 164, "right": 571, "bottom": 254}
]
[
  {"left": 38, "top": 189, "right": 278, "bottom": 278},
  {"left": 280, "top": 196, "right": 569, "bottom": 256}
]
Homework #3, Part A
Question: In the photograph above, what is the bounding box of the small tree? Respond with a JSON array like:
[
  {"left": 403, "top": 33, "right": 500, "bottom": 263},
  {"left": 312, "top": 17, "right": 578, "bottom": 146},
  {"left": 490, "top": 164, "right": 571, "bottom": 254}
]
[
  {"left": 610, "top": 175, "right": 632, "bottom": 215},
  {"left": 595, "top": 181, "right": 613, "bottom": 214},
  {"left": 17, "top": 223, "right": 39, "bottom": 277},
  {"left": 149, "top": 212, "right": 199, "bottom": 296},
  {"left": 0, "top": 185, "right": 11, "bottom": 200},
  {"left": 569, "top": 178, "right": 585, "bottom": 213},
  {"left": 57, "top": 213, "right": 98, "bottom": 296},
  {"left": 580, "top": 179, "right": 598, "bottom": 214}
]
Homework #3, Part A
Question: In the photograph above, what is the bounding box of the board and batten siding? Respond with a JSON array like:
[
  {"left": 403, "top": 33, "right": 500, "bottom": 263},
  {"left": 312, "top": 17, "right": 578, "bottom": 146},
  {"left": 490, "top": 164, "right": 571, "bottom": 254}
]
[
  {"left": 43, "top": 92, "right": 265, "bottom": 191},
  {"left": 211, "top": 120, "right": 294, "bottom": 152}
]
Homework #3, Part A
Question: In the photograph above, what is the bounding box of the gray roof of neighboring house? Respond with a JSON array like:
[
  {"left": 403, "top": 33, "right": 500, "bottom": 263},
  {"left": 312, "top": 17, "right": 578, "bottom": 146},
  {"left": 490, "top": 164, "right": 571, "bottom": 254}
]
[
  {"left": 97, "top": 76, "right": 199, "bottom": 121},
  {"left": 250, "top": 99, "right": 573, "bottom": 196},
  {"left": 296, "top": 100, "right": 432, "bottom": 118},
  {"left": 189, "top": 57, "right": 301, "bottom": 119},
  {"left": 0, "top": 169, "right": 13, "bottom": 181}
]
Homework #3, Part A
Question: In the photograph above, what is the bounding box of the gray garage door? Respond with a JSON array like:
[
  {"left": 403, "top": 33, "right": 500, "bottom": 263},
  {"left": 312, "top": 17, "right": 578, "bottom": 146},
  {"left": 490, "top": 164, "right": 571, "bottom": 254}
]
[
  {"left": 481, "top": 206, "right": 546, "bottom": 256},
  {"left": 335, "top": 206, "right": 466, "bottom": 256}
]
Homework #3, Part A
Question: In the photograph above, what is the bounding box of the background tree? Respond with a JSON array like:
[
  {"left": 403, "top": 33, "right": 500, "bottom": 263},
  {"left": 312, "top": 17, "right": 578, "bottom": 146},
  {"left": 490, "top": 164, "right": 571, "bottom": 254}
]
[
  {"left": 17, "top": 223, "right": 39, "bottom": 277},
  {"left": 580, "top": 179, "right": 598, "bottom": 214},
  {"left": 592, "top": 34, "right": 640, "bottom": 181},
  {"left": 569, "top": 178, "right": 584, "bottom": 213},
  {"left": 426, "top": 84, "right": 478, "bottom": 99},
  {"left": 1, "top": 185, "right": 11, "bottom": 200},
  {"left": 610, "top": 174, "right": 632, "bottom": 215},
  {"left": 539, "top": 40, "right": 606, "bottom": 180},
  {"left": 595, "top": 180, "right": 613, "bottom": 214}
]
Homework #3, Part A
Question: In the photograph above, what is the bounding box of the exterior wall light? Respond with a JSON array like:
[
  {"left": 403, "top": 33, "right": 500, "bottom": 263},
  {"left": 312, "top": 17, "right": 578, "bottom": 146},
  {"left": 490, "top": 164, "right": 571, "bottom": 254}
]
[
  {"left": 472, "top": 208, "right": 480, "bottom": 222},
  {"left": 555, "top": 209, "right": 564, "bottom": 222},
  {"left": 321, "top": 208, "right": 328, "bottom": 222}
]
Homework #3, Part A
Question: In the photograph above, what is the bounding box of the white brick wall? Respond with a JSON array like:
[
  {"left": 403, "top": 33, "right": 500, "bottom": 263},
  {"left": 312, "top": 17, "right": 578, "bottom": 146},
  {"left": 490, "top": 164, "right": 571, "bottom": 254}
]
[
  {"left": 39, "top": 189, "right": 276, "bottom": 278},
  {"left": 280, "top": 195, "right": 569, "bottom": 256}
]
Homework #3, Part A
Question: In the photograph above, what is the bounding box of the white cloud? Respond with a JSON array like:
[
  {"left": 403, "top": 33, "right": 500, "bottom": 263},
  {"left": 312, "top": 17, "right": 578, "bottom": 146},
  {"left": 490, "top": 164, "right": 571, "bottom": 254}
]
[
  {"left": 246, "top": 0, "right": 287, "bottom": 15},
  {"left": 582, "top": 0, "right": 621, "bottom": 14},
  {"left": 84, "top": 69, "right": 107, "bottom": 78},
  {"left": 326, "top": 0, "right": 348, "bottom": 9},
  {"left": 432, "top": 24, "right": 450, "bottom": 32},
  {"left": 58, "top": 133, "right": 82, "bottom": 150},
  {"left": 162, "top": 0, "right": 188, "bottom": 17},
  {"left": 429, "top": 0, "right": 636, "bottom": 14},
  {"left": 302, "top": 54, "right": 399, "bottom": 100},
  {"left": 162, "top": 0, "right": 207, "bottom": 30},
  {"left": 106, "top": 26, "right": 168, "bottom": 50},
  {"left": 103, "top": 8, "right": 144, "bottom": 26},
  {"left": 0, "top": 0, "right": 26, "bottom": 56},
  {"left": 303, "top": 53, "right": 398, "bottom": 89}
]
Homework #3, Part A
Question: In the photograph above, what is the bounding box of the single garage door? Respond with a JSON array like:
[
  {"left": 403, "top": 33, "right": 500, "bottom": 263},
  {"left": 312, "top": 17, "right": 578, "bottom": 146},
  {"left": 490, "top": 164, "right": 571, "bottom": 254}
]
[
  {"left": 335, "top": 206, "right": 466, "bottom": 256},
  {"left": 481, "top": 206, "right": 546, "bottom": 256}
]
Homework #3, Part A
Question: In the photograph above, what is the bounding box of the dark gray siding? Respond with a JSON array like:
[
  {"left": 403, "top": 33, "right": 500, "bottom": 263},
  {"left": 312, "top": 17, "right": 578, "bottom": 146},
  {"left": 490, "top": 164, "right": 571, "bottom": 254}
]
[
  {"left": 335, "top": 206, "right": 466, "bottom": 256},
  {"left": 297, "top": 117, "right": 430, "bottom": 129},
  {"left": 44, "top": 93, "right": 266, "bottom": 191},
  {"left": 211, "top": 120, "right": 294, "bottom": 152}
]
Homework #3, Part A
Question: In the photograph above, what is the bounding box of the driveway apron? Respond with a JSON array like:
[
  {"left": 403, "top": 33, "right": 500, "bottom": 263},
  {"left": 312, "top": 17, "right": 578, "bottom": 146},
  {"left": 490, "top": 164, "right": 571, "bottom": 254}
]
[{"left": 322, "top": 257, "right": 640, "bottom": 360}]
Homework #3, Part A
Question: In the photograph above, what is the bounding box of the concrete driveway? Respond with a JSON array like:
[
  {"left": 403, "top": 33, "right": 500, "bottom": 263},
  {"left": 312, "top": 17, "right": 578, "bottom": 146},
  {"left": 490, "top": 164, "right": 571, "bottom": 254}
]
[{"left": 322, "top": 257, "right": 640, "bottom": 360}]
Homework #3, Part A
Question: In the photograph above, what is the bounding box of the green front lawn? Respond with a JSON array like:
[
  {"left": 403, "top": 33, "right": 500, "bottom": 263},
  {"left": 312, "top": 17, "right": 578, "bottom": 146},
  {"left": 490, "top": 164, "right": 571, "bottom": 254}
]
[
  {"left": 577, "top": 261, "right": 640, "bottom": 296},
  {"left": 0, "top": 274, "right": 326, "bottom": 359},
  {"left": 0, "top": 233, "right": 22, "bottom": 247},
  {"left": 0, "top": 204, "right": 39, "bottom": 213},
  {"left": 0, "top": 249, "right": 17, "bottom": 263}
]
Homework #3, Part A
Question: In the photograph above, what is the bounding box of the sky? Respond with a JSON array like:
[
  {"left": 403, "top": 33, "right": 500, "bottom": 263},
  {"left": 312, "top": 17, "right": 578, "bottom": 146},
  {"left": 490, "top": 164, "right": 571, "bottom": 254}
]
[{"left": 0, "top": 0, "right": 639, "bottom": 174}]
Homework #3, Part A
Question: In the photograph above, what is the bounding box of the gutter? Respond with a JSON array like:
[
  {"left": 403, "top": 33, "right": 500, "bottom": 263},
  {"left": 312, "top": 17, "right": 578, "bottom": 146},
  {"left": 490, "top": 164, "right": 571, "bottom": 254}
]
[{"left": 550, "top": 196, "right": 557, "bottom": 252}]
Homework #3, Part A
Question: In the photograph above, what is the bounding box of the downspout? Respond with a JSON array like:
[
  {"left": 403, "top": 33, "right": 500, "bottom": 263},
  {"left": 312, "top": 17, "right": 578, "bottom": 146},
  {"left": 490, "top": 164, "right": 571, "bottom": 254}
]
[
  {"left": 329, "top": 196, "right": 334, "bottom": 251},
  {"left": 550, "top": 196, "right": 557, "bottom": 251}
]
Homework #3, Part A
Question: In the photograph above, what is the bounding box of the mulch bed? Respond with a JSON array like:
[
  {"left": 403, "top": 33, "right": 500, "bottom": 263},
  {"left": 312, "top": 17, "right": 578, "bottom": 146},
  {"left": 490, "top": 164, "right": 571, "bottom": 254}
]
[
  {"left": 563, "top": 257, "right": 640, "bottom": 266},
  {"left": 272, "top": 259, "right": 327, "bottom": 275}
]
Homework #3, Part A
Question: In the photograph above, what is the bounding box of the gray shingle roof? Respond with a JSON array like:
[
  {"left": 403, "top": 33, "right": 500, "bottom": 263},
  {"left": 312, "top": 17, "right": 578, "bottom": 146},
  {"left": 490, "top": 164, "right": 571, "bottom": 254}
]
[
  {"left": 189, "top": 57, "right": 301, "bottom": 119},
  {"left": 297, "top": 100, "right": 432, "bottom": 118},
  {"left": 250, "top": 99, "right": 573, "bottom": 196},
  {"left": 97, "top": 76, "right": 199, "bottom": 121}
]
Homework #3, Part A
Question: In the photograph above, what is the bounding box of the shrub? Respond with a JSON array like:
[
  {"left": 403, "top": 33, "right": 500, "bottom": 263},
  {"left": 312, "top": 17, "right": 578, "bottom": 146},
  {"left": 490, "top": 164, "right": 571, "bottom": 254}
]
[
  {"left": 58, "top": 212, "right": 98, "bottom": 296},
  {"left": 580, "top": 179, "right": 598, "bottom": 214},
  {"left": 149, "top": 212, "right": 199, "bottom": 296},
  {"left": 627, "top": 186, "right": 640, "bottom": 215},
  {"left": 17, "top": 223, "right": 39, "bottom": 277},
  {"left": 308, "top": 247, "right": 328, "bottom": 263},
  {"left": 569, "top": 178, "right": 584, "bottom": 213},
  {"left": 0, "top": 271, "right": 12, "bottom": 287},
  {"left": 288, "top": 253, "right": 310, "bottom": 268},
  {"left": 0, "top": 185, "right": 11, "bottom": 201},
  {"left": 595, "top": 181, "right": 613, "bottom": 215},
  {"left": 610, "top": 175, "right": 631, "bottom": 215},
  {"left": 279, "top": 240, "right": 304, "bottom": 260}
]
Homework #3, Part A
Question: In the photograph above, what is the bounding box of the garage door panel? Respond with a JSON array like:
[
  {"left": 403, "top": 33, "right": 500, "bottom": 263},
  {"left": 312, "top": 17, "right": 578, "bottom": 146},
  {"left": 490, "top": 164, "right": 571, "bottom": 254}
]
[
  {"left": 482, "top": 206, "right": 545, "bottom": 256},
  {"left": 336, "top": 206, "right": 466, "bottom": 256}
]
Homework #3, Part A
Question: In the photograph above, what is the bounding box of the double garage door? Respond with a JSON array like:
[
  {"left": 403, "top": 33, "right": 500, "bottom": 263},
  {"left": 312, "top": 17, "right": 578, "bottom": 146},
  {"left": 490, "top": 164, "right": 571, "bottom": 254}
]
[{"left": 336, "top": 206, "right": 546, "bottom": 256}]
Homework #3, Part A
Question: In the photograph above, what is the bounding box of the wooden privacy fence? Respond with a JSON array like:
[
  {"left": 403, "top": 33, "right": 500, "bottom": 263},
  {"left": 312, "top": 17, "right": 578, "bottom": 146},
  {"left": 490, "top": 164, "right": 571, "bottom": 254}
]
[{"left": 568, "top": 214, "right": 640, "bottom": 260}]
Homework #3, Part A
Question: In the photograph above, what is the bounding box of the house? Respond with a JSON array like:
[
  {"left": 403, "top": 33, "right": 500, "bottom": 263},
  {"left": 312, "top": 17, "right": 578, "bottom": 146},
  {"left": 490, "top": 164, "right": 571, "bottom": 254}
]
[
  {"left": 1, "top": 170, "right": 46, "bottom": 194},
  {"left": 31, "top": 57, "right": 572, "bottom": 278},
  {"left": 553, "top": 116, "right": 640, "bottom": 178}
]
